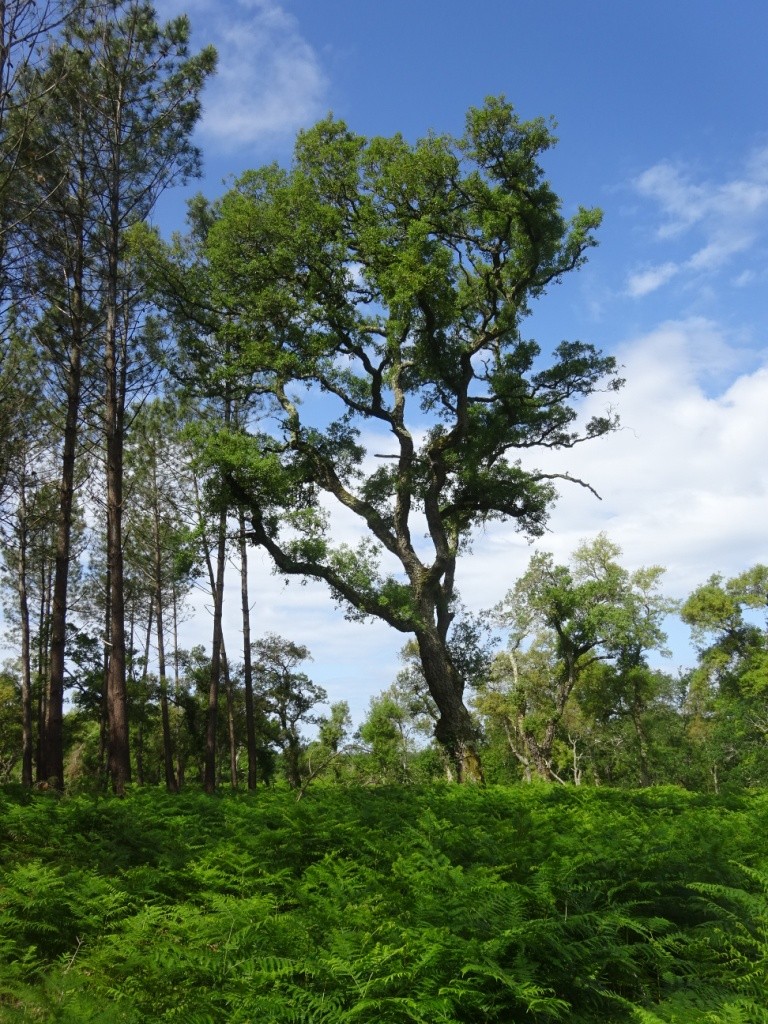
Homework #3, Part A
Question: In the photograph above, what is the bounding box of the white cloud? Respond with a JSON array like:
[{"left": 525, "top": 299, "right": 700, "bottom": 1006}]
[
  {"left": 157, "top": 0, "right": 328, "bottom": 149},
  {"left": 626, "top": 260, "right": 680, "bottom": 297},
  {"left": 733, "top": 269, "right": 756, "bottom": 288},
  {"left": 634, "top": 162, "right": 707, "bottom": 237},
  {"left": 502, "top": 318, "right": 768, "bottom": 598},
  {"left": 635, "top": 153, "right": 768, "bottom": 238},
  {"left": 626, "top": 148, "right": 768, "bottom": 296}
]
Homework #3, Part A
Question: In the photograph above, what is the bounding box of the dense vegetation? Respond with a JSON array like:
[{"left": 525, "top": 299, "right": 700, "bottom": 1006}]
[
  {"left": 2, "top": 784, "right": 768, "bottom": 1022},
  {"left": 2, "top": 4, "right": 767, "bottom": 1022}
]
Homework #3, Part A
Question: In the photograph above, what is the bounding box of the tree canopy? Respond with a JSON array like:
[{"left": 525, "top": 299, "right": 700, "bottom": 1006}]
[{"left": 483, "top": 534, "right": 676, "bottom": 782}]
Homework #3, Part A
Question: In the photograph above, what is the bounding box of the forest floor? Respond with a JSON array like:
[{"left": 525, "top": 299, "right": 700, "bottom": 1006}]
[{"left": 1, "top": 783, "right": 767, "bottom": 1022}]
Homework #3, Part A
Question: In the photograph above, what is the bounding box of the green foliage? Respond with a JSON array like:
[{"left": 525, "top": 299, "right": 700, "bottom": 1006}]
[
  {"left": 681, "top": 566, "right": 768, "bottom": 790},
  {"left": 1, "top": 786, "right": 768, "bottom": 1020},
  {"left": 0, "top": 674, "right": 21, "bottom": 783},
  {"left": 253, "top": 633, "right": 327, "bottom": 789},
  {"left": 479, "top": 534, "right": 677, "bottom": 784},
  {"left": 356, "top": 650, "right": 442, "bottom": 784},
  {"left": 153, "top": 97, "right": 622, "bottom": 770}
]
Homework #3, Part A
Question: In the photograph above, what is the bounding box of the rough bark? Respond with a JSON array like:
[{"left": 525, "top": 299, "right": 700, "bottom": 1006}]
[
  {"left": 15, "top": 477, "right": 33, "bottom": 787},
  {"left": 151, "top": 465, "right": 178, "bottom": 793},
  {"left": 35, "top": 552, "right": 52, "bottom": 783},
  {"left": 98, "top": 564, "right": 110, "bottom": 783},
  {"left": 415, "top": 626, "right": 483, "bottom": 783},
  {"left": 105, "top": 297, "right": 130, "bottom": 794},
  {"left": 223, "top": 646, "right": 238, "bottom": 789},
  {"left": 171, "top": 580, "right": 185, "bottom": 788},
  {"left": 156, "top": 591, "right": 177, "bottom": 793},
  {"left": 134, "top": 600, "right": 153, "bottom": 787},
  {"left": 520, "top": 663, "right": 577, "bottom": 784}
]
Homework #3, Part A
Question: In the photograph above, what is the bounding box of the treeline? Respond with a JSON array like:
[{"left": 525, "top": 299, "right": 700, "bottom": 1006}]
[
  {"left": 1, "top": 4, "right": 766, "bottom": 795},
  {"left": 1, "top": 520, "right": 767, "bottom": 792}
]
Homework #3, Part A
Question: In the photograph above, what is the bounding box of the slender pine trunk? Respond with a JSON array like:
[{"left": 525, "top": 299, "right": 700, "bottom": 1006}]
[
  {"left": 223, "top": 645, "right": 238, "bottom": 788},
  {"left": 204, "top": 505, "right": 227, "bottom": 794},
  {"left": 36, "top": 554, "right": 51, "bottom": 783},
  {"left": 99, "top": 564, "right": 110, "bottom": 784},
  {"left": 16, "top": 476, "right": 33, "bottom": 787},
  {"left": 155, "top": 588, "right": 177, "bottom": 793},
  {"left": 134, "top": 600, "right": 153, "bottom": 787},
  {"left": 43, "top": 338, "right": 82, "bottom": 789},
  {"left": 149, "top": 458, "right": 178, "bottom": 792},
  {"left": 105, "top": 337, "right": 130, "bottom": 792},
  {"left": 238, "top": 510, "right": 257, "bottom": 788},
  {"left": 41, "top": 139, "right": 88, "bottom": 790},
  {"left": 104, "top": 232, "right": 130, "bottom": 795},
  {"left": 171, "top": 580, "right": 185, "bottom": 788},
  {"left": 200, "top": 390, "right": 231, "bottom": 794}
]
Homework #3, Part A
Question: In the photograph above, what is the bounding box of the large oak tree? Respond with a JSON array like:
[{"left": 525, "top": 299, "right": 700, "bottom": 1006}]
[{"left": 176, "top": 99, "right": 622, "bottom": 780}]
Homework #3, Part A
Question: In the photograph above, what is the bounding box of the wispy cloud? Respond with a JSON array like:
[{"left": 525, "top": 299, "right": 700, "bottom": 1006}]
[
  {"left": 626, "top": 261, "right": 679, "bottom": 298},
  {"left": 157, "top": 0, "right": 328, "bottom": 150},
  {"left": 625, "top": 148, "right": 768, "bottom": 296}
]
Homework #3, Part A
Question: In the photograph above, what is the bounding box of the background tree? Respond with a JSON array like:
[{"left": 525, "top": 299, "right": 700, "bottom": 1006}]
[
  {"left": 237, "top": 504, "right": 259, "bottom": 789},
  {"left": 4, "top": 1, "right": 214, "bottom": 790},
  {"left": 0, "top": 0, "right": 71, "bottom": 326},
  {"left": 0, "top": 466, "right": 61, "bottom": 788},
  {"left": 134, "top": 198, "right": 260, "bottom": 794},
  {"left": 0, "top": 333, "right": 49, "bottom": 508},
  {"left": 187, "top": 449, "right": 232, "bottom": 794},
  {"left": 0, "top": 1, "right": 70, "bottom": 200},
  {"left": 298, "top": 700, "right": 353, "bottom": 794},
  {"left": 0, "top": 335, "right": 63, "bottom": 786},
  {"left": 567, "top": 661, "right": 687, "bottom": 785},
  {"left": 10, "top": 30, "right": 107, "bottom": 787},
  {"left": 0, "top": 2, "right": 81, "bottom": 518},
  {"left": 0, "top": 668, "right": 23, "bottom": 780},
  {"left": 253, "top": 633, "right": 326, "bottom": 790},
  {"left": 73, "top": 1, "right": 214, "bottom": 794},
  {"left": 357, "top": 642, "right": 447, "bottom": 783},
  {"left": 681, "top": 565, "right": 768, "bottom": 789},
  {"left": 181, "top": 97, "right": 622, "bottom": 781},
  {"left": 481, "top": 534, "right": 675, "bottom": 782}
]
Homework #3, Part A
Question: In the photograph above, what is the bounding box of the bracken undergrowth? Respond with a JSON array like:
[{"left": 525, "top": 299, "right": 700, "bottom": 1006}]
[{"left": 1, "top": 784, "right": 768, "bottom": 1022}]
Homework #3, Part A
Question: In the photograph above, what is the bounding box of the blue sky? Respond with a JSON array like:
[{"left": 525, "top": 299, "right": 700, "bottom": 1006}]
[{"left": 153, "top": 0, "right": 768, "bottom": 722}]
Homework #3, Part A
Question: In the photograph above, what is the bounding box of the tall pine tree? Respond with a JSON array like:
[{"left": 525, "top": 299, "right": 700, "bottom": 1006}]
[{"left": 13, "top": 2, "right": 214, "bottom": 789}]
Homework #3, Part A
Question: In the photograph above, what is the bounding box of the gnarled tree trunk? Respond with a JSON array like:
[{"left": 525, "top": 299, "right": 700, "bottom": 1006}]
[{"left": 415, "top": 626, "right": 483, "bottom": 783}]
